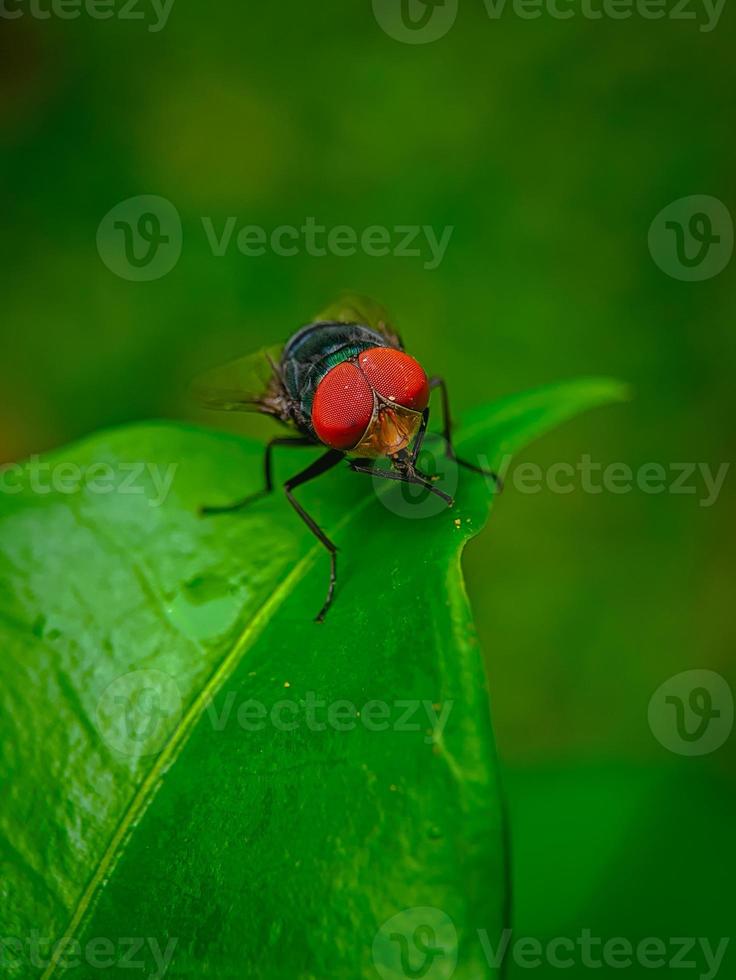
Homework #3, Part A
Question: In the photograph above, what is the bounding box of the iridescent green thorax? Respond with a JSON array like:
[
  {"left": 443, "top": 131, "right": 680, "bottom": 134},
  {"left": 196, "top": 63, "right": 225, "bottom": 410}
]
[{"left": 280, "top": 321, "right": 396, "bottom": 438}]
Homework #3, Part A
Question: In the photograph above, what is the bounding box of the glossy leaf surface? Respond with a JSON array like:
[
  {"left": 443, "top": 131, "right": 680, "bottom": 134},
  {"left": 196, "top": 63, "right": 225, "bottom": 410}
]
[{"left": 0, "top": 379, "right": 626, "bottom": 979}]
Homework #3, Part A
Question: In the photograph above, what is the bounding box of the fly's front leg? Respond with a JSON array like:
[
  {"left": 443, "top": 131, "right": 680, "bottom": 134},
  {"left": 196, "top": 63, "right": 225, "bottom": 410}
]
[
  {"left": 350, "top": 459, "right": 453, "bottom": 507},
  {"left": 200, "top": 436, "right": 313, "bottom": 516},
  {"left": 409, "top": 408, "right": 430, "bottom": 466},
  {"left": 409, "top": 407, "right": 447, "bottom": 488},
  {"left": 428, "top": 376, "right": 504, "bottom": 491},
  {"left": 283, "top": 449, "right": 344, "bottom": 622}
]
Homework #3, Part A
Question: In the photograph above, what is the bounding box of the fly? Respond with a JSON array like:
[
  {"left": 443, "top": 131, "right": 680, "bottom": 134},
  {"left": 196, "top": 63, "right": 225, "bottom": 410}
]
[{"left": 193, "top": 295, "right": 501, "bottom": 621}]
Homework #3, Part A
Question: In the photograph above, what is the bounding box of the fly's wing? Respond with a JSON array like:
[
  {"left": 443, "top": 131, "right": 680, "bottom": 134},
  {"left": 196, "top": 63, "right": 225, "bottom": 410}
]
[
  {"left": 191, "top": 344, "right": 290, "bottom": 419},
  {"left": 315, "top": 293, "right": 403, "bottom": 348}
]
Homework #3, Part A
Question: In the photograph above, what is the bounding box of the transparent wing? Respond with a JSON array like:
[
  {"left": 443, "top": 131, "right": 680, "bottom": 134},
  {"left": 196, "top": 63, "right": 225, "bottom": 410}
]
[
  {"left": 314, "top": 293, "right": 402, "bottom": 348},
  {"left": 191, "top": 344, "right": 286, "bottom": 415}
]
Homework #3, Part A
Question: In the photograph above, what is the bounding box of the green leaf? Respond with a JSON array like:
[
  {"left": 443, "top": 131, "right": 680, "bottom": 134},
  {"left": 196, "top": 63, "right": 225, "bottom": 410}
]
[{"left": 0, "top": 378, "right": 626, "bottom": 980}]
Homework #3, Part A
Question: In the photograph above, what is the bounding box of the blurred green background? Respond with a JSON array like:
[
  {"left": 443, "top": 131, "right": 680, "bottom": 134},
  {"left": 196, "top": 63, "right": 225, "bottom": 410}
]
[{"left": 1, "top": 1, "right": 734, "bottom": 975}]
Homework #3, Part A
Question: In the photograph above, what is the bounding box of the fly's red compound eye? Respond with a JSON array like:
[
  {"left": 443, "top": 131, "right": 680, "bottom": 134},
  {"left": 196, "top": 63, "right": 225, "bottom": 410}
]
[
  {"left": 311, "top": 361, "right": 374, "bottom": 450},
  {"left": 358, "top": 347, "right": 430, "bottom": 412}
]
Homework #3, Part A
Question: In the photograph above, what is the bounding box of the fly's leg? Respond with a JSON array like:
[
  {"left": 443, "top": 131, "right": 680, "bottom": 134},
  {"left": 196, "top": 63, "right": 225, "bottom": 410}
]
[
  {"left": 200, "top": 436, "right": 314, "bottom": 516},
  {"left": 284, "top": 449, "right": 344, "bottom": 622},
  {"left": 409, "top": 408, "right": 430, "bottom": 466},
  {"left": 349, "top": 459, "right": 454, "bottom": 507},
  {"left": 428, "top": 376, "right": 504, "bottom": 491}
]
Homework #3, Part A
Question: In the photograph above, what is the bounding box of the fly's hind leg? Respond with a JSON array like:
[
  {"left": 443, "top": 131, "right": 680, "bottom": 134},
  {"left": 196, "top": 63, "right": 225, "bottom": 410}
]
[
  {"left": 199, "top": 436, "right": 314, "bottom": 516},
  {"left": 428, "top": 376, "right": 504, "bottom": 492}
]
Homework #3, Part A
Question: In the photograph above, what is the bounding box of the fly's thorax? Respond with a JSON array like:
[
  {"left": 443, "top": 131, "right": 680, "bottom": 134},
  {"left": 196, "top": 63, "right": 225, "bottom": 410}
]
[{"left": 279, "top": 321, "right": 392, "bottom": 437}]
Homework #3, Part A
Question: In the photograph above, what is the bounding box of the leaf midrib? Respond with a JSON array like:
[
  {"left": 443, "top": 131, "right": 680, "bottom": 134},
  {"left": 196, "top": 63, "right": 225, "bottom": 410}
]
[{"left": 40, "top": 476, "right": 412, "bottom": 979}]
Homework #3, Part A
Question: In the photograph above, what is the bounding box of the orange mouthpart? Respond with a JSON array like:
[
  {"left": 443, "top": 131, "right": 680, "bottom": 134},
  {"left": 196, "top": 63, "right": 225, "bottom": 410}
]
[{"left": 348, "top": 403, "right": 423, "bottom": 459}]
